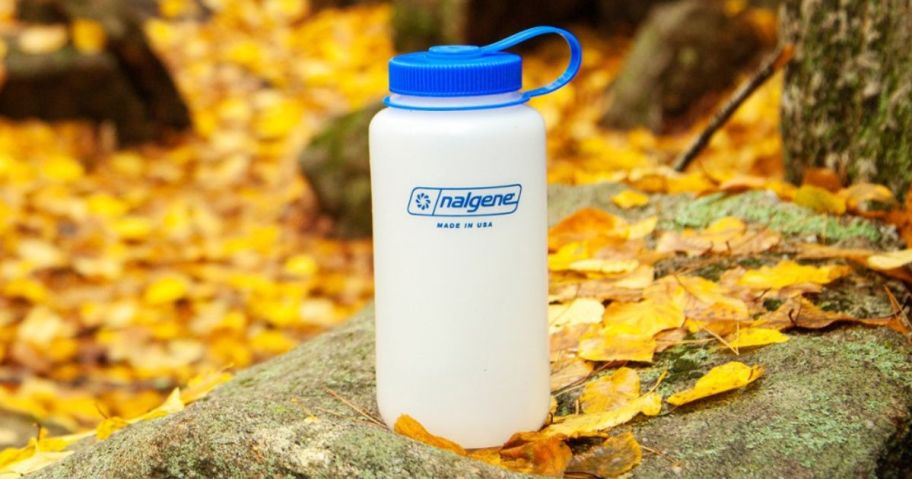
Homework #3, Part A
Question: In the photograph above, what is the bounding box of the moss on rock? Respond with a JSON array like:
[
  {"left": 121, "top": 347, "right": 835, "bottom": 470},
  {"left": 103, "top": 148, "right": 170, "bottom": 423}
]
[{"left": 31, "top": 182, "right": 912, "bottom": 478}]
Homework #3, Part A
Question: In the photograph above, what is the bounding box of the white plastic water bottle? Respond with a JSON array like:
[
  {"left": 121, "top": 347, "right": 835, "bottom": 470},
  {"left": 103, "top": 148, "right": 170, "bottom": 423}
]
[{"left": 369, "top": 26, "right": 582, "bottom": 448}]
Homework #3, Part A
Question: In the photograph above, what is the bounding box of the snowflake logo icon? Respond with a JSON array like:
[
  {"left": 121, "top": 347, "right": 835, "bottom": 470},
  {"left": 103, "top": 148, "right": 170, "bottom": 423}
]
[{"left": 415, "top": 192, "right": 431, "bottom": 210}]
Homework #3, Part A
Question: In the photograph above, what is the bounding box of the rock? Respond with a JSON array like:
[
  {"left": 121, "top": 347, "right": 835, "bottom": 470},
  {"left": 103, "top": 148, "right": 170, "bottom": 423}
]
[
  {"left": 0, "top": 0, "right": 191, "bottom": 145},
  {"left": 299, "top": 102, "right": 383, "bottom": 237},
  {"left": 601, "top": 0, "right": 768, "bottom": 132},
  {"left": 30, "top": 185, "right": 912, "bottom": 478},
  {"left": 780, "top": 0, "right": 912, "bottom": 199}
]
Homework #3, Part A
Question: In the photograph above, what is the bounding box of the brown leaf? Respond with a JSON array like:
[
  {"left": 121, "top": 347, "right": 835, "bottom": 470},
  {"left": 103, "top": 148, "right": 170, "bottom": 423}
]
[{"left": 566, "top": 431, "right": 643, "bottom": 478}]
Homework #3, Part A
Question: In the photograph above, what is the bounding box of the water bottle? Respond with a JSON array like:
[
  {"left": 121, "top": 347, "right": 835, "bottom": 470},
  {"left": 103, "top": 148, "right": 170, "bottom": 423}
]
[{"left": 369, "top": 26, "right": 582, "bottom": 448}]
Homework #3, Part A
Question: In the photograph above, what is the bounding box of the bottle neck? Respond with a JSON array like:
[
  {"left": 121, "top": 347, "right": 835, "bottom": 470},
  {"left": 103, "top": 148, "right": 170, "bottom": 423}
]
[{"left": 385, "top": 91, "right": 526, "bottom": 111}]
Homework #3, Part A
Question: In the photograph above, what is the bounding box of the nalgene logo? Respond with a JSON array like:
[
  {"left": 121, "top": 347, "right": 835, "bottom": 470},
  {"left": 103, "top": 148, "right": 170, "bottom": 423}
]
[{"left": 407, "top": 184, "right": 522, "bottom": 217}]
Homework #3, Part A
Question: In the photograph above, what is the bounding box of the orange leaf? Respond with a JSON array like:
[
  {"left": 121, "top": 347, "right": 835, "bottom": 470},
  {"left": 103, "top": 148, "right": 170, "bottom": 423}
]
[
  {"left": 500, "top": 434, "right": 572, "bottom": 477},
  {"left": 393, "top": 415, "right": 466, "bottom": 456}
]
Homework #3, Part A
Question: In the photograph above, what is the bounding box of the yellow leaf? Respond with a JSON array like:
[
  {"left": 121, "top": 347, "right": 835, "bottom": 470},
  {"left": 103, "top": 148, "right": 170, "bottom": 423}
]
[
  {"left": 841, "top": 183, "right": 896, "bottom": 212},
  {"left": 132, "top": 388, "right": 184, "bottom": 423},
  {"left": 580, "top": 367, "right": 640, "bottom": 413},
  {"left": 611, "top": 190, "right": 649, "bottom": 209},
  {"left": 72, "top": 19, "right": 107, "bottom": 53},
  {"left": 737, "top": 260, "right": 850, "bottom": 290},
  {"left": 667, "top": 362, "right": 763, "bottom": 406},
  {"left": 550, "top": 356, "right": 593, "bottom": 391},
  {"left": 283, "top": 254, "right": 318, "bottom": 276},
  {"left": 0, "top": 450, "right": 72, "bottom": 477},
  {"left": 626, "top": 216, "right": 658, "bottom": 240},
  {"left": 18, "top": 26, "right": 68, "bottom": 55},
  {"left": 602, "top": 299, "right": 685, "bottom": 336},
  {"left": 794, "top": 184, "right": 846, "bottom": 215},
  {"left": 548, "top": 298, "right": 604, "bottom": 333},
  {"left": 96, "top": 417, "right": 129, "bottom": 440},
  {"left": 542, "top": 392, "right": 661, "bottom": 438},
  {"left": 578, "top": 324, "right": 656, "bottom": 363},
  {"left": 725, "top": 328, "right": 789, "bottom": 349},
  {"left": 112, "top": 216, "right": 154, "bottom": 239},
  {"left": 143, "top": 276, "right": 190, "bottom": 305},
  {"left": 867, "top": 249, "right": 912, "bottom": 271},
  {"left": 549, "top": 208, "right": 629, "bottom": 250},
  {"left": 563, "top": 258, "right": 639, "bottom": 276},
  {"left": 393, "top": 415, "right": 466, "bottom": 455},
  {"left": 180, "top": 370, "right": 233, "bottom": 404},
  {"left": 42, "top": 155, "right": 84, "bottom": 182},
  {"left": 566, "top": 432, "right": 642, "bottom": 478}
]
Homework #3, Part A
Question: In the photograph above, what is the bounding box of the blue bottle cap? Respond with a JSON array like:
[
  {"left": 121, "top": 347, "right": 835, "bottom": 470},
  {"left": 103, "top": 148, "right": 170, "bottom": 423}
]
[{"left": 386, "top": 26, "right": 582, "bottom": 111}]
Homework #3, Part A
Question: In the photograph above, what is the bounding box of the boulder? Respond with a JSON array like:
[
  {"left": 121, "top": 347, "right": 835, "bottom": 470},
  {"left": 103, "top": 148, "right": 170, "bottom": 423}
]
[
  {"left": 0, "top": 0, "right": 191, "bottom": 145},
  {"left": 601, "top": 0, "right": 769, "bottom": 132},
  {"left": 28, "top": 184, "right": 912, "bottom": 478}
]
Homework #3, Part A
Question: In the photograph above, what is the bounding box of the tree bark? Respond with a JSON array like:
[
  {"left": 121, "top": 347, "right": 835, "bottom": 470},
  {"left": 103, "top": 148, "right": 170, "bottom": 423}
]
[{"left": 780, "top": 0, "right": 912, "bottom": 199}]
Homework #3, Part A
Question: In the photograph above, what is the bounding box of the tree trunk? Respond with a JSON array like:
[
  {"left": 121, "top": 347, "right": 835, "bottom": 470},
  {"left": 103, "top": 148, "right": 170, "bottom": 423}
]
[{"left": 780, "top": 0, "right": 912, "bottom": 199}]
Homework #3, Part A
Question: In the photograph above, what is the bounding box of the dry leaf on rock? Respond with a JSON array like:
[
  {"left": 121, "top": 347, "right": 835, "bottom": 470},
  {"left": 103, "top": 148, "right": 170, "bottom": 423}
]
[
  {"left": 667, "top": 362, "right": 763, "bottom": 406},
  {"left": 737, "top": 260, "right": 850, "bottom": 290},
  {"left": 550, "top": 355, "right": 594, "bottom": 391},
  {"left": 725, "top": 328, "right": 789, "bottom": 350},
  {"left": 794, "top": 184, "right": 846, "bottom": 215},
  {"left": 867, "top": 249, "right": 912, "bottom": 271},
  {"left": 611, "top": 190, "right": 649, "bottom": 209},
  {"left": 549, "top": 209, "right": 630, "bottom": 250},
  {"left": 578, "top": 325, "right": 657, "bottom": 363},
  {"left": 499, "top": 434, "right": 573, "bottom": 477},
  {"left": 548, "top": 298, "right": 604, "bottom": 333},
  {"left": 566, "top": 431, "right": 643, "bottom": 478},
  {"left": 393, "top": 415, "right": 466, "bottom": 456},
  {"left": 542, "top": 392, "right": 661, "bottom": 438},
  {"left": 580, "top": 367, "right": 640, "bottom": 413}
]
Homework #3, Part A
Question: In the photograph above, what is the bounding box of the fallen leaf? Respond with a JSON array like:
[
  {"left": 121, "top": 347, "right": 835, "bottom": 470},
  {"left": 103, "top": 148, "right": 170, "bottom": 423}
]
[
  {"left": 801, "top": 167, "right": 842, "bottom": 192},
  {"left": 737, "top": 260, "right": 850, "bottom": 290},
  {"left": 796, "top": 244, "right": 874, "bottom": 261},
  {"left": 96, "top": 417, "right": 129, "bottom": 440},
  {"left": 549, "top": 208, "right": 629, "bottom": 250},
  {"left": 500, "top": 434, "right": 572, "bottom": 477},
  {"left": 611, "top": 190, "right": 649, "bottom": 209},
  {"left": 794, "top": 184, "right": 846, "bottom": 215},
  {"left": 578, "top": 325, "right": 656, "bottom": 363},
  {"left": 580, "top": 367, "right": 640, "bottom": 413},
  {"left": 71, "top": 19, "right": 107, "bottom": 54},
  {"left": 548, "top": 298, "right": 604, "bottom": 333},
  {"left": 601, "top": 299, "right": 685, "bottom": 336},
  {"left": 542, "top": 392, "right": 661, "bottom": 438},
  {"left": 393, "top": 415, "right": 466, "bottom": 456},
  {"left": 18, "top": 26, "right": 68, "bottom": 55},
  {"left": 566, "top": 431, "right": 642, "bottom": 478},
  {"left": 842, "top": 183, "right": 897, "bottom": 214},
  {"left": 867, "top": 249, "right": 912, "bottom": 271},
  {"left": 567, "top": 258, "right": 640, "bottom": 276},
  {"left": 550, "top": 355, "right": 593, "bottom": 391},
  {"left": 667, "top": 362, "right": 763, "bottom": 406},
  {"left": 725, "top": 328, "right": 789, "bottom": 350}
]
